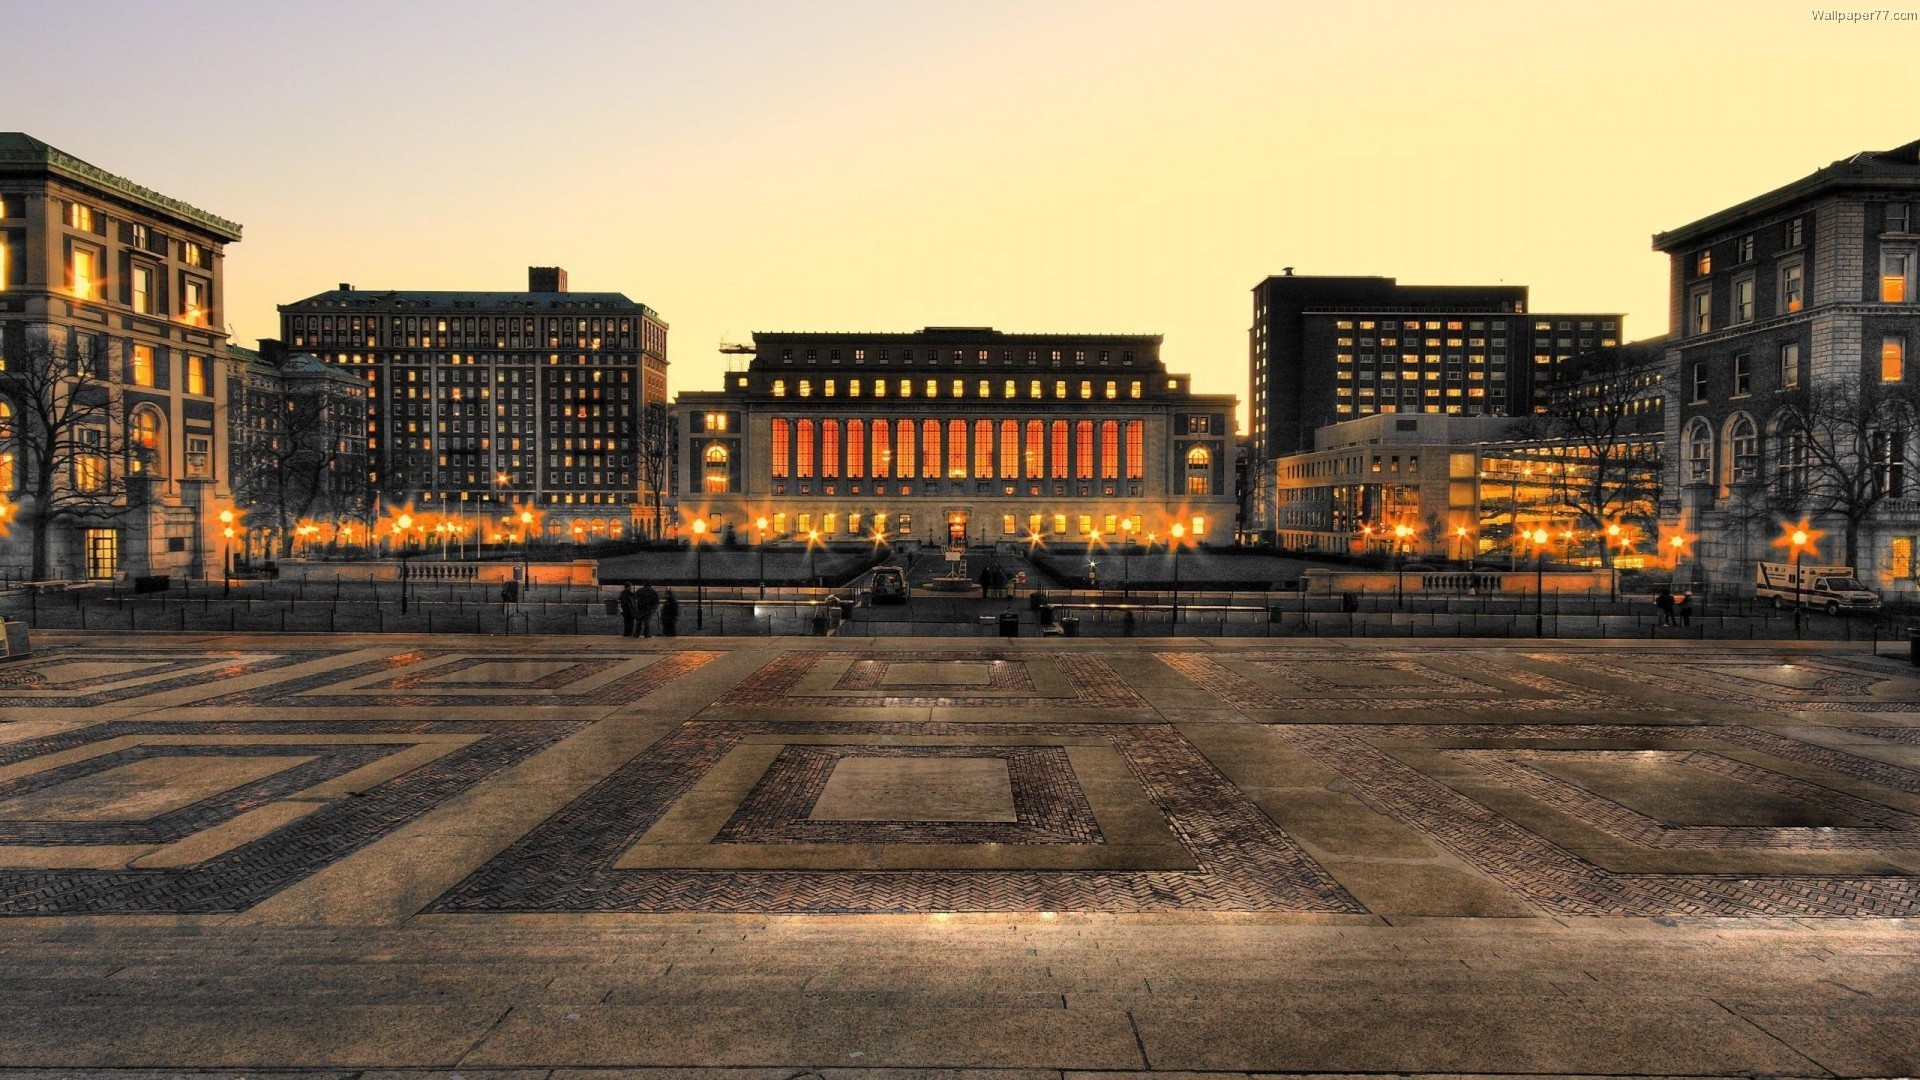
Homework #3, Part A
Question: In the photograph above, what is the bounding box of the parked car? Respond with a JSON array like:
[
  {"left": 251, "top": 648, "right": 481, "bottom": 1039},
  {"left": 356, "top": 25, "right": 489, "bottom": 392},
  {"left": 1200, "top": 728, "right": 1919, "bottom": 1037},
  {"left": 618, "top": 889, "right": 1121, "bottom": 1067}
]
[{"left": 870, "top": 565, "right": 910, "bottom": 603}]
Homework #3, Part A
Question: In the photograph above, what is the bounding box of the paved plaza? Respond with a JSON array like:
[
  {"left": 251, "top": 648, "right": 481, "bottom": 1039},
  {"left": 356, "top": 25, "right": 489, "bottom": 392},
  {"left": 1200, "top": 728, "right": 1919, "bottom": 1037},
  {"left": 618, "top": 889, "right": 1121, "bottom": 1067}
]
[{"left": 0, "top": 632, "right": 1917, "bottom": 1077}]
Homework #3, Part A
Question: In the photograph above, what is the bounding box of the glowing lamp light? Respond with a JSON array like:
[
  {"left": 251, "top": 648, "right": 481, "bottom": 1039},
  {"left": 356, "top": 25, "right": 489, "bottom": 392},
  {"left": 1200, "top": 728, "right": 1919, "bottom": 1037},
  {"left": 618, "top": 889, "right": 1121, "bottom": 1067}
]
[
  {"left": 1529, "top": 528, "right": 1550, "bottom": 547},
  {"left": 1455, "top": 526, "right": 1469, "bottom": 538},
  {"left": 691, "top": 518, "right": 708, "bottom": 538},
  {"left": 756, "top": 516, "right": 769, "bottom": 531},
  {"left": 1773, "top": 518, "right": 1823, "bottom": 557},
  {"left": 1170, "top": 523, "right": 1186, "bottom": 541}
]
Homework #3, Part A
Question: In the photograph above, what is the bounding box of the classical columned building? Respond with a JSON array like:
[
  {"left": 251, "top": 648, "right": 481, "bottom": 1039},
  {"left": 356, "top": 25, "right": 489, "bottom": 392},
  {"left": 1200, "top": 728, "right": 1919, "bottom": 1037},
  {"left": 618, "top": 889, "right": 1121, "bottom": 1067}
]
[
  {"left": 674, "top": 327, "right": 1237, "bottom": 548},
  {"left": 0, "top": 133, "right": 241, "bottom": 581}
]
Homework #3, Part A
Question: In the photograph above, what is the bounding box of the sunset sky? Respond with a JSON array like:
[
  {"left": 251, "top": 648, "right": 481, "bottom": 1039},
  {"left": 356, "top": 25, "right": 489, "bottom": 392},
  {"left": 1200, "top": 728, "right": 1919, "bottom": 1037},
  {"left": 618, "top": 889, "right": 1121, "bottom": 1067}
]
[{"left": 11, "top": 0, "right": 1915, "bottom": 425}]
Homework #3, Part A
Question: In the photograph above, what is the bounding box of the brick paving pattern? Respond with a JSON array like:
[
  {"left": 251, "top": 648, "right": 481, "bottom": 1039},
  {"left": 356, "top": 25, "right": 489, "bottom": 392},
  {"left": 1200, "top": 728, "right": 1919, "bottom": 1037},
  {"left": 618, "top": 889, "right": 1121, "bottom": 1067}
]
[
  {"left": 190, "top": 648, "right": 720, "bottom": 708},
  {"left": 715, "top": 651, "right": 1147, "bottom": 709},
  {"left": 713, "top": 744, "right": 1102, "bottom": 845},
  {"left": 429, "top": 719, "right": 1361, "bottom": 914},
  {"left": 1532, "top": 650, "right": 1920, "bottom": 713},
  {"left": 0, "top": 719, "right": 583, "bottom": 915},
  {"left": 832, "top": 658, "right": 1038, "bottom": 693},
  {"left": 1157, "top": 650, "right": 1637, "bottom": 712},
  {"left": 0, "top": 647, "right": 341, "bottom": 707}
]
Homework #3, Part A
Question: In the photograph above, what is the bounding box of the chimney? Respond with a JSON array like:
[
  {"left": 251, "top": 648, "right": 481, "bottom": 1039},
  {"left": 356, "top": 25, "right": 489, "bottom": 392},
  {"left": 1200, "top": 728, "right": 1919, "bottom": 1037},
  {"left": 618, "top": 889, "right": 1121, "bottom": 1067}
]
[
  {"left": 338, "top": 283, "right": 353, "bottom": 291},
  {"left": 528, "top": 266, "right": 568, "bottom": 294}
]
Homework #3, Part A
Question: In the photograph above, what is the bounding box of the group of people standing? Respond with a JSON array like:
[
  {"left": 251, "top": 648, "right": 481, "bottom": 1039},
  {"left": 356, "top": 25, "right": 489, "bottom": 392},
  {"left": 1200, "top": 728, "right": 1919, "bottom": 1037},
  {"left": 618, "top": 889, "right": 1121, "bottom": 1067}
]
[
  {"left": 978, "top": 563, "right": 1013, "bottom": 599},
  {"left": 1653, "top": 586, "right": 1694, "bottom": 627},
  {"left": 617, "top": 582, "right": 679, "bottom": 638}
]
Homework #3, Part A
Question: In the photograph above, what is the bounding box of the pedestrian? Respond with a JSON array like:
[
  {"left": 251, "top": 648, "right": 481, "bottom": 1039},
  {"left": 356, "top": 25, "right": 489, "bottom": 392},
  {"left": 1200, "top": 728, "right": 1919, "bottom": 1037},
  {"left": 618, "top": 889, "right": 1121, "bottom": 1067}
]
[
  {"left": 1654, "top": 586, "right": 1675, "bottom": 627},
  {"left": 979, "top": 563, "right": 993, "bottom": 599},
  {"left": 635, "top": 582, "right": 660, "bottom": 638},
  {"left": 1678, "top": 592, "right": 1693, "bottom": 627},
  {"left": 660, "top": 590, "right": 680, "bottom": 637},
  {"left": 617, "top": 583, "right": 637, "bottom": 638}
]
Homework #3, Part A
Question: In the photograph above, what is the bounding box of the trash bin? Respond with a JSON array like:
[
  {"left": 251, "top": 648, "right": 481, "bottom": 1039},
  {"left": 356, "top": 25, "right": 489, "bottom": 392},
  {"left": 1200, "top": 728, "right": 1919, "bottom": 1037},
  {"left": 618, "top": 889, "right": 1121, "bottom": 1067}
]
[
  {"left": 1060, "top": 616, "right": 1080, "bottom": 637},
  {"left": 998, "top": 612, "right": 1020, "bottom": 638},
  {"left": 1268, "top": 604, "right": 1285, "bottom": 623},
  {"left": 1038, "top": 603, "right": 1055, "bottom": 626},
  {"left": 812, "top": 607, "right": 830, "bottom": 636},
  {"left": 1030, "top": 589, "right": 1048, "bottom": 611},
  {"left": 1340, "top": 592, "right": 1360, "bottom": 613},
  {"left": 603, "top": 598, "right": 620, "bottom": 616}
]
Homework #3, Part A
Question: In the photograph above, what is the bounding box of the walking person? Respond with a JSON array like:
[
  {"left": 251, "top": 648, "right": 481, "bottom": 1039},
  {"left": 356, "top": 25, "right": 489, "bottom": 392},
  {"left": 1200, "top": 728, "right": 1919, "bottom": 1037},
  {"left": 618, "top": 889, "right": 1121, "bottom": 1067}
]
[
  {"left": 1678, "top": 592, "right": 1693, "bottom": 627},
  {"left": 617, "top": 583, "right": 637, "bottom": 638},
  {"left": 660, "top": 590, "right": 680, "bottom": 637},
  {"left": 1654, "top": 586, "right": 1676, "bottom": 627},
  {"left": 635, "top": 582, "right": 660, "bottom": 639}
]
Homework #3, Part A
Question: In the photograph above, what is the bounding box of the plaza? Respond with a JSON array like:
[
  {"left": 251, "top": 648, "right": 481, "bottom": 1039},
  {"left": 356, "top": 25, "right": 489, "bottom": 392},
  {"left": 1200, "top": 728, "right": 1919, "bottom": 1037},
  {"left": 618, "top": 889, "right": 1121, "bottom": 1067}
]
[{"left": 0, "top": 631, "right": 1917, "bottom": 1076}]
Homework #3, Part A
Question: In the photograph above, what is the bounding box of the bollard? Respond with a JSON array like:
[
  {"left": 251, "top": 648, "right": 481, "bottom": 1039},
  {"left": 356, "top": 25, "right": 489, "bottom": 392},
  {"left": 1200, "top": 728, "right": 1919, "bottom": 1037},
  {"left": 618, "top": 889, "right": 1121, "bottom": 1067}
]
[{"left": 1909, "top": 626, "right": 1920, "bottom": 667}]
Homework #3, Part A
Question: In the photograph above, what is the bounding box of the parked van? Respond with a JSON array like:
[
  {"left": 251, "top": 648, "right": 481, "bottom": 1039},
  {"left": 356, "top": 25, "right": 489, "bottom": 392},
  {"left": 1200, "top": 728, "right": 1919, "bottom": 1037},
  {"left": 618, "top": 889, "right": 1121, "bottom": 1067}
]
[
  {"left": 869, "top": 565, "right": 910, "bottom": 604},
  {"left": 1754, "top": 562, "right": 1881, "bottom": 615}
]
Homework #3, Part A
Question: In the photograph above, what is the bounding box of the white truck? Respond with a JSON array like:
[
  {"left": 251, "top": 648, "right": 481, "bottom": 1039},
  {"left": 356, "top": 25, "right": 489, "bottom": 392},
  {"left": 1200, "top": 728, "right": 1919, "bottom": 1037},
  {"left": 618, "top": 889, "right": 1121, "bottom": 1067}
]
[{"left": 1754, "top": 562, "right": 1882, "bottom": 615}]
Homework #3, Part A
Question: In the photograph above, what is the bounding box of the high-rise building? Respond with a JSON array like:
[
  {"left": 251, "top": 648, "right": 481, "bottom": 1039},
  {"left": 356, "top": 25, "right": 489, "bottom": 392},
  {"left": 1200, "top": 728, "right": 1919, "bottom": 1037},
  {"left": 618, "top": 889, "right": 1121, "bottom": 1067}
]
[
  {"left": 674, "top": 327, "right": 1238, "bottom": 548},
  {"left": 278, "top": 268, "right": 669, "bottom": 540},
  {"left": 1653, "top": 139, "right": 1920, "bottom": 595},
  {"left": 0, "top": 132, "right": 242, "bottom": 581},
  {"left": 1248, "top": 273, "right": 1624, "bottom": 458}
]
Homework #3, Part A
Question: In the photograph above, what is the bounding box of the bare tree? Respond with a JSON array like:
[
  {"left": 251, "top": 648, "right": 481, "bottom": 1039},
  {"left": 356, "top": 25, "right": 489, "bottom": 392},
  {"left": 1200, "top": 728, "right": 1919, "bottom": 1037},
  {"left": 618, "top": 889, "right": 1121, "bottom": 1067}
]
[
  {"left": 232, "top": 386, "right": 355, "bottom": 557},
  {"left": 0, "top": 330, "right": 143, "bottom": 581},
  {"left": 638, "top": 400, "right": 670, "bottom": 540},
  {"left": 1515, "top": 344, "right": 1667, "bottom": 566},
  {"left": 1768, "top": 379, "right": 1920, "bottom": 568}
]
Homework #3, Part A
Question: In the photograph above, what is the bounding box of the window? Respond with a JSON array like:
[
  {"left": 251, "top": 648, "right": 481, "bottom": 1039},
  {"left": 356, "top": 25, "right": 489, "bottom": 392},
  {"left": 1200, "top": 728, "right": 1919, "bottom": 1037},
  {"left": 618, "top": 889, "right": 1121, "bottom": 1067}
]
[
  {"left": 1002, "top": 514, "right": 1017, "bottom": 536},
  {"left": 946, "top": 419, "right": 966, "bottom": 478},
  {"left": 1890, "top": 203, "right": 1913, "bottom": 234},
  {"left": 74, "top": 427, "right": 106, "bottom": 491},
  {"left": 1736, "top": 235, "right": 1754, "bottom": 262},
  {"left": 822, "top": 420, "right": 840, "bottom": 477},
  {"left": 1685, "top": 419, "right": 1713, "bottom": 484},
  {"left": 1773, "top": 421, "right": 1807, "bottom": 498},
  {"left": 1124, "top": 421, "right": 1143, "bottom": 480},
  {"left": 1780, "top": 342, "right": 1800, "bottom": 388},
  {"left": 1787, "top": 217, "right": 1804, "bottom": 247},
  {"left": 974, "top": 420, "right": 993, "bottom": 478},
  {"left": 1691, "top": 363, "right": 1708, "bottom": 402},
  {"left": 131, "top": 344, "right": 154, "bottom": 387},
  {"left": 185, "top": 354, "right": 207, "bottom": 395},
  {"left": 1099, "top": 420, "right": 1119, "bottom": 479},
  {"left": 1052, "top": 513, "right": 1066, "bottom": 536},
  {"left": 847, "top": 420, "right": 865, "bottom": 478},
  {"left": 1074, "top": 421, "right": 1093, "bottom": 479},
  {"left": 0, "top": 401, "right": 12, "bottom": 492},
  {"left": 1732, "top": 277, "right": 1755, "bottom": 323},
  {"left": 771, "top": 419, "right": 790, "bottom": 477},
  {"left": 771, "top": 379, "right": 785, "bottom": 397},
  {"left": 1729, "top": 414, "right": 1758, "bottom": 484},
  {"left": 68, "top": 245, "right": 98, "bottom": 299},
  {"left": 1190, "top": 516, "right": 1206, "bottom": 538},
  {"left": 1732, "top": 354, "right": 1751, "bottom": 396},
  {"left": 1779, "top": 262, "right": 1804, "bottom": 313},
  {"left": 796, "top": 419, "right": 814, "bottom": 477},
  {"left": 1694, "top": 250, "right": 1712, "bottom": 276},
  {"left": 999, "top": 421, "right": 1018, "bottom": 479},
  {"left": 1882, "top": 252, "right": 1911, "bottom": 303},
  {"left": 132, "top": 265, "right": 153, "bottom": 314},
  {"left": 1185, "top": 445, "right": 1212, "bottom": 495},
  {"left": 1892, "top": 536, "right": 1915, "bottom": 579},
  {"left": 1690, "top": 287, "right": 1711, "bottom": 334},
  {"left": 129, "top": 407, "right": 164, "bottom": 475},
  {"left": 922, "top": 419, "right": 941, "bottom": 479},
  {"left": 182, "top": 278, "right": 207, "bottom": 324},
  {"left": 702, "top": 443, "right": 729, "bottom": 492},
  {"left": 67, "top": 202, "right": 94, "bottom": 231},
  {"left": 896, "top": 419, "right": 916, "bottom": 478},
  {"left": 1872, "top": 429, "right": 1907, "bottom": 497},
  {"left": 84, "top": 528, "right": 117, "bottom": 580},
  {"left": 1885, "top": 336, "right": 1907, "bottom": 382},
  {"left": 872, "top": 421, "right": 891, "bottom": 477}
]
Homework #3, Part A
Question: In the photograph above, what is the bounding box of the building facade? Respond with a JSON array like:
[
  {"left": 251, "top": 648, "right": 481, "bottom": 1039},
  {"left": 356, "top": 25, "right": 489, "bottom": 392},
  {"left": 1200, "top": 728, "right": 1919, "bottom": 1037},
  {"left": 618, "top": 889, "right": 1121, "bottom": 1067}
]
[
  {"left": 278, "top": 268, "right": 669, "bottom": 541},
  {"left": 674, "top": 327, "right": 1237, "bottom": 548},
  {"left": 227, "top": 340, "right": 371, "bottom": 556},
  {"left": 1654, "top": 139, "right": 1920, "bottom": 597},
  {"left": 0, "top": 133, "right": 241, "bottom": 581}
]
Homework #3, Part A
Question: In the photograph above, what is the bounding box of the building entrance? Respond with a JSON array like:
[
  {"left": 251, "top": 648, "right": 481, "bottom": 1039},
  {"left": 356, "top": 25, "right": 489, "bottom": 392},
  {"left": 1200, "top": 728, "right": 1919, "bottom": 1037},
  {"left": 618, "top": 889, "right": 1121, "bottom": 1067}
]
[{"left": 946, "top": 512, "right": 969, "bottom": 548}]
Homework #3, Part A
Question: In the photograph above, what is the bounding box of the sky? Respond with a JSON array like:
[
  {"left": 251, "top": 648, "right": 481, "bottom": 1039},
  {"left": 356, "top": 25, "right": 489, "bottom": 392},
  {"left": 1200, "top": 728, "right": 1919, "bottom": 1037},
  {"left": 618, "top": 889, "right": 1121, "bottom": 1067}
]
[{"left": 8, "top": 0, "right": 1916, "bottom": 427}]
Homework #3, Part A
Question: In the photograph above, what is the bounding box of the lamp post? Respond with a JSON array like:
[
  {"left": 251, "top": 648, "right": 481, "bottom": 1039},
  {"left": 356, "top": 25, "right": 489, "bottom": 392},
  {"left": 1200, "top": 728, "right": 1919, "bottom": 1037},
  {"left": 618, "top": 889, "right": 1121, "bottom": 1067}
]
[
  {"left": 806, "top": 529, "right": 821, "bottom": 587},
  {"left": 218, "top": 509, "right": 235, "bottom": 597},
  {"left": 1454, "top": 525, "right": 1470, "bottom": 565},
  {"left": 756, "top": 516, "right": 769, "bottom": 599},
  {"left": 1393, "top": 522, "right": 1414, "bottom": 609},
  {"left": 1789, "top": 527, "right": 1811, "bottom": 638},
  {"left": 1169, "top": 522, "right": 1186, "bottom": 630},
  {"left": 518, "top": 509, "right": 534, "bottom": 595},
  {"left": 1529, "top": 526, "right": 1550, "bottom": 638},
  {"left": 691, "top": 517, "right": 708, "bottom": 630}
]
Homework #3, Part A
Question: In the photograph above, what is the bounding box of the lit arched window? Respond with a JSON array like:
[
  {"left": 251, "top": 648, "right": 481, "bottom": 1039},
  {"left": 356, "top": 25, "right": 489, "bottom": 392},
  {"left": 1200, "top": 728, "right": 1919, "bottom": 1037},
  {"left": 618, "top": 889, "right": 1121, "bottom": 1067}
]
[
  {"left": 1186, "top": 446, "right": 1212, "bottom": 467},
  {"left": 1685, "top": 418, "right": 1714, "bottom": 485},
  {"left": 702, "top": 442, "right": 730, "bottom": 493},
  {"left": 129, "top": 406, "right": 167, "bottom": 476},
  {"left": 1185, "top": 445, "right": 1212, "bottom": 495},
  {"left": 1769, "top": 410, "right": 1806, "bottom": 498}
]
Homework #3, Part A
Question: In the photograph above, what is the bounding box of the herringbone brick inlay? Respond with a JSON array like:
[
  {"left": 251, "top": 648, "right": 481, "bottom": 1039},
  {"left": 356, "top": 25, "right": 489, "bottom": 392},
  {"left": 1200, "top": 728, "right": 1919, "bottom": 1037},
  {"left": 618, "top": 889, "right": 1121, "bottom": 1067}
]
[
  {"left": 0, "top": 719, "right": 583, "bottom": 915},
  {"left": 713, "top": 745, "right": 1101, "bottom": 845},
  {"left": 1532, "top": 651, "right": 1920, "bottom": 713},
  {"left": 190, "top": 649, "right": 720, "bottom": 708},
  {"left": 0, "top": 647, "right": 342, "bottom": 707},
  {"left": 832, "top": 659, "right": 1037, "bottom": 693},
  {"left": 714, "top": 652, "right": 1145, "bottom": 709},
  {"left": 428, "top": 720, "right": 1362, "bottom": 914},
  {"left": 1276, "top": 723, "right": 1920, "bottom": 916},
  {"left": 1157, "top": 651, "right": 1636, "bottom": 712}
]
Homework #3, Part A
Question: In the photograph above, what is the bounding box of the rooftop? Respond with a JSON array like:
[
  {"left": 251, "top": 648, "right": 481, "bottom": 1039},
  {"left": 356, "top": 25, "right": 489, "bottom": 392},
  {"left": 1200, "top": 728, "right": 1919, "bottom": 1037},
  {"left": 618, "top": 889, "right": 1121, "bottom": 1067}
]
[
  {"left": 0, "top": 132, "right": 242, "bottom": 240},
  {"left": 281, "top": 287, "right": 662, "bottom": 323},
  {"left": 1653, "top": 138, "right": 1920, "bottom": 250}
]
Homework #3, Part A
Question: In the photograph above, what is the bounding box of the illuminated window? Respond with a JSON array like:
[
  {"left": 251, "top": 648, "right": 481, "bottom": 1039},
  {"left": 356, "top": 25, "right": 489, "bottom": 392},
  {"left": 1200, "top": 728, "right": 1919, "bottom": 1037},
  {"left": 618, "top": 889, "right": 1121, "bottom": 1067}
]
[
  {"left": 1052, "top": 513, "right": 1066, "bottom": 536},
  {"left": 1079, "top": 380, "right": 1091, "bottom": 399},
  {"left": 1124, "top": 421, "right": 1143, "bottom": 479},
  {"left": 1190, "top": 515, "right": 1206, "bottom": 537},
  {"left": 822, "top": 420, "right": 840, "bottom": 477},
  {"left": 131, "top": 344, "right": 154, "bottom": 387},
  {"left": 872, "top": 421, "right": 892, "bottom": 477},
  {"left": 129, "top": 407, "right": 164, "bottom": 475},
  {"left": 1695, "top": 250, "right": 1712, "bottom": 276},
  {"left": 1029, "top": 379, "right": 1041, "bottom": 398},
  {"left": 796, "top": 419, "right": 815, "bottom": 477},
  {"left": 1780, "top": 262, "right": 1804, "bottom": 313},
  {"left": 974, "top": 420, "right": 993, "bottom": 478},
  {"left": 926, "top": 379, "right": 939, "bottom": 398},
  {"left": 918, "top": 420, "right": 939, "bottom": 478},
  {"left": 68, "top": 246, "right": 98, "bottom": 299},
  {"left": 1104, "top": 380, "right": 1117, "bottom": 399},
  {"left": 823, "top": 379, "right": 836, "bottom": 397},
  {"left": 947, "top": 419, "right": 966, "bottom": 478},
  {"left": 771, "top": 379, "right": 785, "bottom": 397},
  {"left": 1882, "top": 252, "right": 1911, "bottom": 303},
  {"left": 1073, "top": 421, "right": 1093, "bottom": 479},
  {"left": 183, "top": 279, "right": 207, "bottom": 325},
  {"left": 1002, "top": 513, "right": 1017, "bottom": 535},
  {"left": 847, "top": 420, "right": 865, "bottom": 478},
  {"left": 872, "top": 378, "right": 886, "bottom": 397},
  {"left": 1050, "top": 421, "right": 1068, "bottom": 478},
  {"left": 1099, "top": 421, "right": 1119, "bottom": 479},
  {"left": 702, "top": 443, "right": 730, "bottom": 492},
  {"left": 896, "top": 419, "right": 915, "bottom": 477},
  {"left": 771, "top": 419, "right": 790, "bottom": 477},
  {"left": 999, "top": 420, "right": 1018, "bottom": 478},
  {"left": 185, "top": 355, "right": 207, "bottom": 396},
  {"left": 1003, "top": 380, "right": 1016, "bottom": 399},
  {"left": 131, "top": 266, "right": 153, "bottom": 314},
  {"left": 1025, "top": 420, "right": 1044, "bottom": 478},
  {"left": 1129, "top": 380, "right": 1141, "bottom": 399},
  {"left": 822, "top": 512, "right": 837, "bottom": 535},
  {"left": 798, "top": 380, "right": 812, "bottom": 398},
  {"left": 1884, "top": 336, "right": 1907, "bottom": 382},
  {"left": 900, "top": 378, "right": 912, "bottom": 398},
  {"left": 772, "top": 512, "right": 787, "bottom": 536}
]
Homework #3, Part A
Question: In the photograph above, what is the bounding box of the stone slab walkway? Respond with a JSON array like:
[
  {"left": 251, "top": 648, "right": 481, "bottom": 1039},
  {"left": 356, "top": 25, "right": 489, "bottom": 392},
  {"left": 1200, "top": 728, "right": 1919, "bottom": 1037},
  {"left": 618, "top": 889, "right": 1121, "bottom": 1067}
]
[{"left": 0, "top": 632, "right": 1916, "bottom": 1077}]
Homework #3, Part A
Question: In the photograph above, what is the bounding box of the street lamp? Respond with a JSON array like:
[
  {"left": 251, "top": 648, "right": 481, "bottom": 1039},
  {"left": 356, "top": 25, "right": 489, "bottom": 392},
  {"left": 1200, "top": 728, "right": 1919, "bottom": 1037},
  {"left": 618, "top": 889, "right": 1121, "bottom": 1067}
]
[
  {"left": 806, "top": 529, "right": 821, "bottom": 587},
  {"left": 218, "top": 508, "right": 235, "bottom": 597},
  {"left": 1393, "top": 522, "right": 1415, "bottom": 609},
  {"left": 1454, "top": 525, "right": 1470, "bottom": 565},
  {"left": 1169, "top": 522, "right": 1186, "bottom": 628},
  {"left": 691, "top": 517, "right": 708, "bottom": 630},
  {"left": 1528, "top": 526, "right": 1551, "bottom": 638},
  {"left": 1776, "top": 520, "right": 1820, "bottom": 638},
  {"left": 756, "top": 516, "right": 769, "bottom": 599}
]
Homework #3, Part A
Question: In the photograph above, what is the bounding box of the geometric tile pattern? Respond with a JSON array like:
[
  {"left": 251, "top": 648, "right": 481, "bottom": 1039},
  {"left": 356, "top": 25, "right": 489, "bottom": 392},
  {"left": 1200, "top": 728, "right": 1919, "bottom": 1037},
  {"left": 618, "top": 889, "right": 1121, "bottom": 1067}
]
[
  {"left": 1278, "top": 722, "right": 1920, "bottom": 916},
  {"left": 714, "top": 652, "right": 1146, "bottom": 709},
  {"left": 188, "top": 649, "right": 720, "bottom": 709},
  {"left": 428, "top": 719, "right": 1363, "bottom": 914},
  {"left": 832, "top": 659, "right": 1038, "bottom": 693},
  {"left": 0, "top": 719, "right": 583, "bottom": 915},
  {"left": 1443, "top": 748, "right": 1920, "bottom": 849},
  {"left": 712, "top": 744, "right": 1101, "bottom": 845},
  {"left": 1158, "top": 650, "right": 1638, "bottom": 712},
  {"left": 1532, "top": 651, "right": 1920, "bottom": 713},
  {"left": 0, "top": 647, "right": 341, "bottom": 707},
  {"left": 1856, "top": 725, "right": 1920, "bottom": 744}
]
